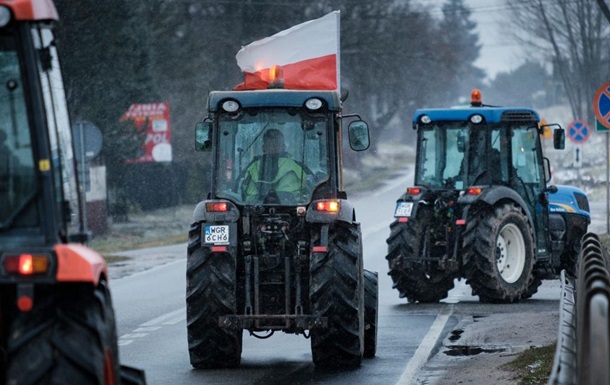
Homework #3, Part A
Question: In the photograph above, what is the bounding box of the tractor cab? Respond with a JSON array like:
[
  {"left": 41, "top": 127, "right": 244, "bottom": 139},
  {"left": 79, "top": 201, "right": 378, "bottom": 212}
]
[{"left": 196, "top": 89, "right": 369, "bottom": 207}]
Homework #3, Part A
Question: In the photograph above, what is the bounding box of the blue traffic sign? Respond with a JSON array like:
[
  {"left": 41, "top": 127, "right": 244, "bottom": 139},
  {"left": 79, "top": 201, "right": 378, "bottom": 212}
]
[{"left": 567, "top": 120, "right": 590, "bottom": 144}]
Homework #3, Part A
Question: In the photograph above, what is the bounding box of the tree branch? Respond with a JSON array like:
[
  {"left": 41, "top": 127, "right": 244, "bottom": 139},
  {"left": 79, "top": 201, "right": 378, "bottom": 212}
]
[{"left": 596, "top": 0, "right": 610, "bottom": 24}]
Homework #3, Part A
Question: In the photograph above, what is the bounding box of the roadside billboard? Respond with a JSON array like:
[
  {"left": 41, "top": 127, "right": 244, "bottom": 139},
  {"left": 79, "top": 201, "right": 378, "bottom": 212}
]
[{"left": 122, "top": 101, "right": 172, "bottom": 163}]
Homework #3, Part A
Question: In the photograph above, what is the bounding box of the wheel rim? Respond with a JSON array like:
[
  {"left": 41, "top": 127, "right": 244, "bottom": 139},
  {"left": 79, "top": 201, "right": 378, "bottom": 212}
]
[{"left": 495, "top": 223, "right": 526, "bottom": 283}]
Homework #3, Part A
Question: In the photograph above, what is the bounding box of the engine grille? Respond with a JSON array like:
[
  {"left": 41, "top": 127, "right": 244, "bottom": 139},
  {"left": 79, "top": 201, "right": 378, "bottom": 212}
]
[
  {"left": 501, "top": 110, "right": 537, "bottom": 123},
  {"left": 574, "top": 192, "right": 590, "bottom": 212}
]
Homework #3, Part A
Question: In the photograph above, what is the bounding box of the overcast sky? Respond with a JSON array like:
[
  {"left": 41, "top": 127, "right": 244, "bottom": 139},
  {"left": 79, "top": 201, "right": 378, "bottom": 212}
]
[{"left": 463, "top": 0, "right": 526, "bottom": 80}]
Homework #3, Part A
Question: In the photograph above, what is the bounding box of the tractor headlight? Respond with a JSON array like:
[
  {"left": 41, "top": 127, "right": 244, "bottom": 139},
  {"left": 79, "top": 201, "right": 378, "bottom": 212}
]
[
  {"left": 0, "top": 6, "right": 11, "bottom": 27},
  {"left": 470, "top": 114, "right": 483, "bottom": 124},
  {"left": 305, "top": 98, "right": 323, "bottom": 110},
  {"left": 420, "top": 115, "right": 431, "bottom": 124},
  {"left": 222, "top": 100, "right": 240, "bottom": 113}
]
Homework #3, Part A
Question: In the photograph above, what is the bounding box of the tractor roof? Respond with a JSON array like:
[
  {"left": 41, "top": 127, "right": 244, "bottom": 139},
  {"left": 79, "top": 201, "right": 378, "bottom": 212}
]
[
  {"left": 207, "top": 90, "right": 341, "bottom": 112},
  {"left": 413, "top": 106, "right": 540, "bottom": 125}
]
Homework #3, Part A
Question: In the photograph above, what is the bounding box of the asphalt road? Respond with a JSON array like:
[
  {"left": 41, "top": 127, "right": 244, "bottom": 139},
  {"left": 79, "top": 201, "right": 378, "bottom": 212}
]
[{"left": 109, "top": 169, "right": 570, "bottom": 385}]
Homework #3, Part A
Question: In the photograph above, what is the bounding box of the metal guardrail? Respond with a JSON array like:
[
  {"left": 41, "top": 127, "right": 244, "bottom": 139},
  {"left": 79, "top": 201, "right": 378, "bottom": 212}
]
[
  {"left": 549, "top": 233, "right": 610, "bottom": 385},
  {"left": 548, "top": 269, "right": 577, "bottom": 385}
]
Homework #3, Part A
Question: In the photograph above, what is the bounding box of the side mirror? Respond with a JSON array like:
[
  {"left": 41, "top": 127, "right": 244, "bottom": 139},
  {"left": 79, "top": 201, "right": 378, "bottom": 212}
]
[
  {"left": 348, "top": 120, "right": 370, "bottom": 151},
  {"left": 195, "top": 121, "right": 212, "bottom": 152},
  {"left": 553, "top": 127, "right": 565, "bottom": 150}
]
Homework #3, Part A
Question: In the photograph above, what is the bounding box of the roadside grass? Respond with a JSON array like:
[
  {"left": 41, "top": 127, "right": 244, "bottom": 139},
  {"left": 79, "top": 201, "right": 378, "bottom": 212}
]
[
  {"left": 503, "top": 344, "right": 556, "bottom": 385},
  {"left": 103, "top": 255, "right": 131, "bottom": 264},
  {"left": 90, "top": 233, "right": 188, "bottom": 256}
]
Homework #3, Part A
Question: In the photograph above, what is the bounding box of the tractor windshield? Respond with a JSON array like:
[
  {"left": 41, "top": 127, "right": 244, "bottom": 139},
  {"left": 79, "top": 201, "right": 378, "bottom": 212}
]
[
  {"left": 415, "top": 123, "right": 469, "bottom": 189},
  {"left": 0, "top": 33, "right": 37, "bottom": 228},
  {"left": 214, "top": 109, "right": 330, "bottom": 205}
]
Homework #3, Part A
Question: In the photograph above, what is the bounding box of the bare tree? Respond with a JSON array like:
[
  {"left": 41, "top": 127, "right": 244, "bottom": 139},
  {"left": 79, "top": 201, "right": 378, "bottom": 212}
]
[
  {"left": 597, "top": 0, "right": 610, "bottom": 23},
  {"left": 504, "top": 0, "right": 610, "bottom": 122}
]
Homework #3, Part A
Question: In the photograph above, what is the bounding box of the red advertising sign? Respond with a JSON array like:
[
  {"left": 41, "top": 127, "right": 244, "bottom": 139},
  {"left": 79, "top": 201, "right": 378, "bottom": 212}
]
[{"left": 122, "top": 102, "right": 172, "bottom": 163}]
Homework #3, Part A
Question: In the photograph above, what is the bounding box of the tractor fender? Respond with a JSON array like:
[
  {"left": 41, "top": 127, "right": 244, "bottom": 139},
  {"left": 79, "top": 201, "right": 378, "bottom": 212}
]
[
  {"left": 460, "top": 185, "right": 535, "bottom": 230},
  {"left": 192, "top": 199, "right": 241, "bottom": 224},
  {"left": 54, "top": 244, "right": 108, "bottom": 284},
  {"left": 306, "top": 199, "right": 355, "bottom": 224}
]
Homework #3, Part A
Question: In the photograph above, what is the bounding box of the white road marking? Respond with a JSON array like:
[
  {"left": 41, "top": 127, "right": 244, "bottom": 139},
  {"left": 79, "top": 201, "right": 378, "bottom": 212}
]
[
  {"left": 140, "top": 308, "right": 185, "bottom": 326},
  {"left": 119, "top": 308, "right": 186, "bottom": 347},
  {"left": 121, "top": 333, "right": 148, "bottom": 339},
  {"left": 134, "top": 326, "right": 162, "bottom": 333},
  {"left": 394, "top": 305, "right": 453, "bottom": 385},
  {"left": 162, "top": 313, "right": 186, "bottom": 325}
]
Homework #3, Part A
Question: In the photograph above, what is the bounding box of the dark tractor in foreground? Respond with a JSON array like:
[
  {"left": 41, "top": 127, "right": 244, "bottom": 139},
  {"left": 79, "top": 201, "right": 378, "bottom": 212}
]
[
  {"left": 187, "top": 89, "right": 378, "bottom": 369},
  {"left": 0, "top": 1, "right": 145, "bottom": 384},
  {"left": 386, "top": 90, "right": 590, "bottom": 304}
]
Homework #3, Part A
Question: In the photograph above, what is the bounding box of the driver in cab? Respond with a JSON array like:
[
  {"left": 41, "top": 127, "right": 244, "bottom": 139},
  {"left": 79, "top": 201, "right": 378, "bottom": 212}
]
[{"left": 242, "top": 128, "right": 307, "bottom": 203}]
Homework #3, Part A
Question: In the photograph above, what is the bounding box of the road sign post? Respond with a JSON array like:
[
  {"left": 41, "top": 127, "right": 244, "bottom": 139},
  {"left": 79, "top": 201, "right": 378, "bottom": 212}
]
[
  {"left": 573, "top": 145, "right": 582, "bottom": 168},
  {"left": 593, "top": 80, "right": 610, "bottom": 233}
]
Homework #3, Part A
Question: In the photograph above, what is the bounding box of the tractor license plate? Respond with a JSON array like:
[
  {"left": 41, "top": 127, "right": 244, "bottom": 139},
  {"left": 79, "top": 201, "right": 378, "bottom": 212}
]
[
  {"left": 394, "top": 202, "right": 413, "bottom": 217},
  {"left": 204, "top": 225, "right": 229, "bottom": 244}
]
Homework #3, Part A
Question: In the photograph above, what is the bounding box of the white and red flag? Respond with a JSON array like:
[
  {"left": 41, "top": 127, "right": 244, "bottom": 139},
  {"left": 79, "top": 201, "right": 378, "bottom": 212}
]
[{"left": 233, "top": 11, "right": 340, "bottom": 91}]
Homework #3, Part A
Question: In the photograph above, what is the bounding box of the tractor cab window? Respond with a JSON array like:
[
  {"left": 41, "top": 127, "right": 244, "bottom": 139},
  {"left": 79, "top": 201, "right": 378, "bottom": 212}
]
[
  {"left": 416, "top": 123, "right": 468, "bottom": 189},
  {"left": 511, "top": 126, "right": 543, "bottom": 185},
  {"left": 215, "top": 109, "right": 330, "bottom": 205},
  {"left": 0, "top": 33, "right": 37, "bottom": 228}
]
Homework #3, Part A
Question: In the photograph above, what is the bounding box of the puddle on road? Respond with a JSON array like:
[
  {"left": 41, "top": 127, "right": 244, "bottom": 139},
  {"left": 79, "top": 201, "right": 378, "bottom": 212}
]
[
  {"left": 443, "top": 345, "right": 508, "bottom": 356},
  {"left": 448, "top": 329, "right": 464, "bottom": 341}
]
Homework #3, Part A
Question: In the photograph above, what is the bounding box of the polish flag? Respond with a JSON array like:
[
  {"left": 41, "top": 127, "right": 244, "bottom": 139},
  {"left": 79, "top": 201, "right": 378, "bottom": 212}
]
[{"left": 233, "top": 11, "right": 340, "bottom": 91}]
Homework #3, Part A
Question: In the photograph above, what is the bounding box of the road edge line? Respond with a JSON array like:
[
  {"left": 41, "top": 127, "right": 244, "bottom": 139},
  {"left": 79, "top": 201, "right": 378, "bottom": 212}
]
[{"left": 394, "top": 305, "right": 453, "bottom": 385}]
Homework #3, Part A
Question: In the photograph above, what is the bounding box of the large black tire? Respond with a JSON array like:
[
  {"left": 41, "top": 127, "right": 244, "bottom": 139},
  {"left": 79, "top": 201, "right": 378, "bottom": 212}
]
[
  {"left": 561, "top": 228, "right": 586, "bottom": 278},
  {"left": 363, "top": 269, "right": 378, "bottom": 358},
  {"left": 186, "top": 222, "right": 242, "bottom": 369},
  {"left": 462, "top": 203, "right": 536, "bottom": 303},
  {"left": 386, "top": 216, "right": 455, "bottom": 303},
  {"left": 6, "top": 281, "right": 120, "bottom": 385},
  {"left": 310, "top": 222, "right": 364, "bottom": 368}
]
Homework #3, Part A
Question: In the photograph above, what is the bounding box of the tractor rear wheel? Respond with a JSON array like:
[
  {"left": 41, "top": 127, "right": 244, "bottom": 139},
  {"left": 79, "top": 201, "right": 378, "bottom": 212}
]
[
  {"left": 363, "top": 269, "right": 378, "bottom": 358},
  {"left": 186, "top": 222, "right": 242, "bottom": 369},
  {"left": 386, "top": 217, "right": 454, "bottom": 303},
  {"left": 463, "top": 203, "right": 535, "bottom": 303},
  {"left": 6, "top": 281, "right": 120, "bottom": 385},
  {"left": 310, "top": 222, "right": 364, "bottom": 368}
]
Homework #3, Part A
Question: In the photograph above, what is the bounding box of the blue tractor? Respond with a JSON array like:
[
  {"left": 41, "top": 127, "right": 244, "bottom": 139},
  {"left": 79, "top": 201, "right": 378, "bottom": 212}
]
[{"left": 386, "top": 90, "right": 590, "bottom": 303}]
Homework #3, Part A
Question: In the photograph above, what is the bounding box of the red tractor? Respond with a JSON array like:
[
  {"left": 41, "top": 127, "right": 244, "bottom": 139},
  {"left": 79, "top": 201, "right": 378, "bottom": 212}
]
[{"left": 0, "top": 1, "right": 144, "bottom": 384}]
